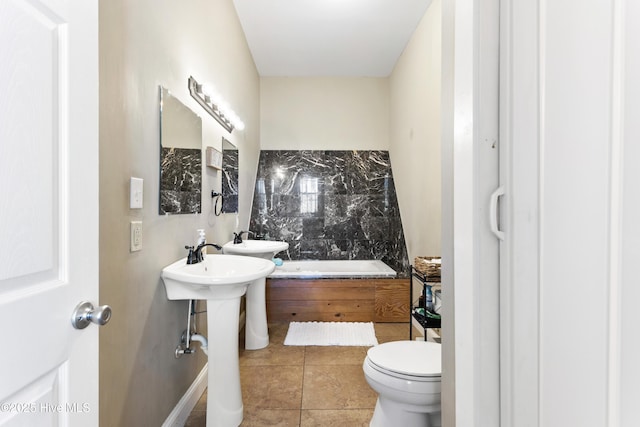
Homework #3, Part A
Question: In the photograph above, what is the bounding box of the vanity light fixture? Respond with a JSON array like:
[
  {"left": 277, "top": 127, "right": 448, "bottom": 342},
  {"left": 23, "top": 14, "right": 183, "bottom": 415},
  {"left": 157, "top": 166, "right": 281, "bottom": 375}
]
[{"left": 188, "top": 76, "right": 245, "bottom": 133}]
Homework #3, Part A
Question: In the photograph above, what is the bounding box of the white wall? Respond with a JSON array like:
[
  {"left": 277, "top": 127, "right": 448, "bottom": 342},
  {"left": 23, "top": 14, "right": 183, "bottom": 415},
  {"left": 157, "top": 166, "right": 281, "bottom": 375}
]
[
  {"left": 260, "top": 77, "right": 389, "bottom": 150},
  {"left": 99, "top": 0, "right": 259, "bottom": 425},
  {"left": 389, "top": 0, "right": 442, "bottom": 266}
]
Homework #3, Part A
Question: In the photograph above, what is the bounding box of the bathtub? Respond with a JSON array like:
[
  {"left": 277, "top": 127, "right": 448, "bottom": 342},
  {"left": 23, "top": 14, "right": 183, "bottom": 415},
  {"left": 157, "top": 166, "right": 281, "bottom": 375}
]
[
  {"left": 269, "top": 259, "right": 397, "bottom": 279},
  {"left": 266, "top": 260, "right": 407, "bottom": 322}
]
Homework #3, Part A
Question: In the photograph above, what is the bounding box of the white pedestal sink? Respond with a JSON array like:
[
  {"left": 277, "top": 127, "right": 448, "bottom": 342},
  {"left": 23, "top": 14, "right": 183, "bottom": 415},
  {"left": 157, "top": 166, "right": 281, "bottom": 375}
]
[
  {"left": 222, "top": 240, "right": 289, "bottom": 260},
  {"left": 161, "top": 254, "right": 275, "bottom": 427},
  {"left": 222, "top": 240, "right": 289, "bottom": 350}
]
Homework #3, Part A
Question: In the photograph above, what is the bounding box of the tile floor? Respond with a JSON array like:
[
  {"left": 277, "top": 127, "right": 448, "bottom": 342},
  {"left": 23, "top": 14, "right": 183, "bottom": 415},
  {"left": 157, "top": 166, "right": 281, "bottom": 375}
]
[{"left": 185, "top": 322, "right": 410, "bottom": 427}]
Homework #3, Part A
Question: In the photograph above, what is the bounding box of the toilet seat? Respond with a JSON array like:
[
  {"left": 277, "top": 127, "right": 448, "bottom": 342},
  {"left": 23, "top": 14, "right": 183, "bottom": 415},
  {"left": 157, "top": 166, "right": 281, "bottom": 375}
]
[
  {"left": 363, "top": 340, "right": 442, "bottom": 427},
  {"left": 367, "top": 341, "right": 441, "bottom": 379}
]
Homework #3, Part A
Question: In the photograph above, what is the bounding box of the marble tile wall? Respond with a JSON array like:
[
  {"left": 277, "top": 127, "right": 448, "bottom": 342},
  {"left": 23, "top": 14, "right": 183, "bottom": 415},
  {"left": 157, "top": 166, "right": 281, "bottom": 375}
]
[
  {"left": 222, "top": 148, "right": 239, "bottom": 213},
  {"left": 249, "top": 150, "right": 409, "bottom": 275},
  {"left": 159, "top": 147, "right": 202, "bottom": 214}
]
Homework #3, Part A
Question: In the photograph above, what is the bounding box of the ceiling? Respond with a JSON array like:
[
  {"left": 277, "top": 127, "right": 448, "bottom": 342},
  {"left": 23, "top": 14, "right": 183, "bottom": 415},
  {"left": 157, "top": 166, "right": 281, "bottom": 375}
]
[{"left": 232, "top": 0, "right": 433, "bottom": 77}]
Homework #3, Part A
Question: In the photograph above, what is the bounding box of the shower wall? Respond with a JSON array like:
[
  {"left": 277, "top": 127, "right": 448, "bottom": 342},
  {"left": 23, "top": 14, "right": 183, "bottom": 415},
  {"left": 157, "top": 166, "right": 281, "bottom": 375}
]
[{"left": 249, "top": 150, "right": 409, "bottom": 275}]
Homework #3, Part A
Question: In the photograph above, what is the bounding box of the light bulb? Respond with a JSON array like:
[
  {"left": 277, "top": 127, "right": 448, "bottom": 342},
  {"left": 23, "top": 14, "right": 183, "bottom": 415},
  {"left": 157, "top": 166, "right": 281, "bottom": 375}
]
[
  {"left": 218, "top": 101, "right": 230, "bottom": 115},
  {"left": 201, "top": 83, "right": 215, "bottom": 97}
]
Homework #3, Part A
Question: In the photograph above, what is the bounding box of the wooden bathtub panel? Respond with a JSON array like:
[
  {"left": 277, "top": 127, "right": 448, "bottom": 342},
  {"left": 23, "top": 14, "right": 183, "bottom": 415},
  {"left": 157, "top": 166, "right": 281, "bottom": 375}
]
[
  {"left": 268, "top": 300, "right": 373, "bottom": 315},
  {"left": 374, "top": 281, "right": 411, "bottom": 322},
  {"left": 266, "top": 278, "right": 410, "bottom": 323},
  {"left": 268, "top": 279, "right": 376, "bottom": 288},
  {"left": 268, "top": 286, "right": 374, "bottom": 301},
  {"left": 269, "top": 311, "right": 376, "bottom": 322},
  {"left": 267, "top": 299, "right": 374, "bottom": 322}
]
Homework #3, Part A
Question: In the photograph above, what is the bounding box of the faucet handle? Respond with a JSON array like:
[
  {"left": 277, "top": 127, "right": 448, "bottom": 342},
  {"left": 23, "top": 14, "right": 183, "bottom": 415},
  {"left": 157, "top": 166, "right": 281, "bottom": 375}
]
[
  {"left": 233, "top": 230, "right": 256, "bottom": 244},
  {"left": 184, "top": 246, "right": 197, "bottom": 264}
]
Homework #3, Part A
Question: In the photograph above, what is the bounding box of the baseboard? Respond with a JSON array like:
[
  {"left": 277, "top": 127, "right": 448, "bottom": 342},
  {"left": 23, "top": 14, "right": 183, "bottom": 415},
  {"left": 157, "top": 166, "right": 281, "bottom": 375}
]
[{"left": 162, "top": 364, "right": 208, "bottom": 427}]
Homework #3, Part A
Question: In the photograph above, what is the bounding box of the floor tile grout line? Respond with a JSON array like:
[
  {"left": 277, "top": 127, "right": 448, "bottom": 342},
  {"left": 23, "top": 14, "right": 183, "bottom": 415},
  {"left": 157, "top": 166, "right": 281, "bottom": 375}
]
[{"left": 298, "top": 345, "right": 307, "bottom": 426}]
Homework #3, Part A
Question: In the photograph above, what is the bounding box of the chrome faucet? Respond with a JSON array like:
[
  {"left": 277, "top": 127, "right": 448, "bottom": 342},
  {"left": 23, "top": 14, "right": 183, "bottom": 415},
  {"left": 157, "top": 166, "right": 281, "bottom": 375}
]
[{"left": 185, "top": 243, "right": 222, "bottom": 264}]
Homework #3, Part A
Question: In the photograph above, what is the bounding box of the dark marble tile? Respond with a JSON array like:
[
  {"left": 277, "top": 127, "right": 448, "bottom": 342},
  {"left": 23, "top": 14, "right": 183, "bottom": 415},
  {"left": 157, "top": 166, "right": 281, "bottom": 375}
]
[
  {"left": 350, "top": 240, "right": 373, "bottom": 260},
  {"left": 326, "top": 240, "right": 351, "bottom": 260},
  {"left": 222, "top": 148, "right": 238, "bottom": 214},
  {"left": 345, "top": 151, "right": 392, "bottom": 195},
  {"left": 277, "top": 195, "right": 303, "bottom": 216},
  {"left": 222, "top": 151, "right": 238, "bottom": 193},
  {"left": 160, "top": 147, "right": 202, "bottom": 214},
  {"left": 160, "top": 190, "right": 202, "bottom": 214},
  {"left": 299, "top": 150, "right": 330, "bottom": 175},
  {"left": 324, "top": 173, "right": 349, "bottom": 195},
  {"left": 283, "top": 240, "right": 301, "bottom": 260},
  {"left": 360, "top": 217, "right": 391, "bottom": 241},
  {"left": 369, "top": 240, "right": 395, "bottom": 261},
  {"left": 323, "top": 151, "right": 349, "bottom": 195},
  {"left": 249, "top": 150, "right": 409, "bottom": 272},
  {"left": 302, "top": 218, "right": 325, "bottom": 239},
  {"left": 161, "top": 147, "right": 202, "bottom": 192},
  {"left": 272, "top": 168, "right": 301, "bottom": 196},
  {"left": 325, "top": 217, "right": 365, "bottom": 241},
  {"left": 345, "top": 194, "right": 369, "bottom": 218},
  {"left": 263, "top": 217, "right": 303, "bottom": 242},
  {"left": 324, "top": 195, "right": 350, "bottom": 226},
  {"left": 368, "top": 194, "right": 398, "bottom": 217},
  {"left": 299, "top": 240, "right": 329, "bottom": 260},
  {"left": 223, "top": 194, "right": 238, "bottom": 213}
]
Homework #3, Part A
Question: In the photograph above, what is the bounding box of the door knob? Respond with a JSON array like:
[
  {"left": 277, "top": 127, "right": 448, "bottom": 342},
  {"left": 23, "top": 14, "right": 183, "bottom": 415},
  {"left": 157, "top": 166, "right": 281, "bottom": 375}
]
[{"left": 71, "top": 301, "right": 112, "bottom": 329}]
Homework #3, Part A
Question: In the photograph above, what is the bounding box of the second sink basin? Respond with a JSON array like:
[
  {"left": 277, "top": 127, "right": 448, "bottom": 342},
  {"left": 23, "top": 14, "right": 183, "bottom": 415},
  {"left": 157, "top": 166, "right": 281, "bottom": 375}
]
[
  {"left": 222, "top": 239, "right": 289, "bottom": 260},
  {"left": 161, "top": 254, "right": 276, "bottom": 300}
]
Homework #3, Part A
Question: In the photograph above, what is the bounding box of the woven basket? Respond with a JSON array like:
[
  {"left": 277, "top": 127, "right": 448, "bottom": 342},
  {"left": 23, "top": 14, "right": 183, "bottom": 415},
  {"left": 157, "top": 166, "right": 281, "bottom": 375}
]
[{"left": 414, "top": 256, "right": 441, "bottom": 278}]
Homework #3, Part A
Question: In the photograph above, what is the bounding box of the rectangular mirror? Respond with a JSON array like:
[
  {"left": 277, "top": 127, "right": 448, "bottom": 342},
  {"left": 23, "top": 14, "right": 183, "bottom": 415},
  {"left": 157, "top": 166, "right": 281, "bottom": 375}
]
[
  {"left": 221, "top": 137, "right": 238, "bottom": 213},
  {"left": 159, "top": 86, "right": 202, "bottom": 215}
]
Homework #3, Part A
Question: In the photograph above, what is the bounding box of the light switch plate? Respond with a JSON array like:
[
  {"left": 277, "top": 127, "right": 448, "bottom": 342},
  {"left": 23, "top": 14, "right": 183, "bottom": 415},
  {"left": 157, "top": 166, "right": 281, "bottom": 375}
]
[
  {"left": 130, "top": 221, "right": 142, "bottom": 252},
  {"left": 130, "top": 177, "right": 143, "bottom": 209}
]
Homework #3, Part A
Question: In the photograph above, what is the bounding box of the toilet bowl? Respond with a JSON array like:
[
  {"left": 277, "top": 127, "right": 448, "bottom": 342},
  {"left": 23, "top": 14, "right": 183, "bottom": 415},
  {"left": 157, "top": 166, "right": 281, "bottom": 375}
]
[{"left": 363, "top": 340, "right": 441, "bottom": 427}]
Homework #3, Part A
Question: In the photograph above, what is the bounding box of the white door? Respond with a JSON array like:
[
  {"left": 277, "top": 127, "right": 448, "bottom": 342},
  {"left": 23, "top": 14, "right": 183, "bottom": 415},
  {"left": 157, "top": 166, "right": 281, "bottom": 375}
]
[
  {"left": 441, "top": 0, "right": 501, "bottom": 425},
  {"left": 500, "top": 0, "right": 640, "bottom": 425},
  {"left": 0, "top": 0, "right": 101, "bottom": 425}
]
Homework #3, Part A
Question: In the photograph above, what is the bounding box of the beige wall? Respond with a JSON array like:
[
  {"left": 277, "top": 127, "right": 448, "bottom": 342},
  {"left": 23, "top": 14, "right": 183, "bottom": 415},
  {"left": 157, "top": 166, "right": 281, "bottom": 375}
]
[
  {"left": 259, "top": 1, "right": 441, "bottom": 264},
  {"left": 99, "top": 0, "right": 259, "bottom": 425},
  {"left": 260, "top": 77, "right": 390, "bottom": 150},
  {"left": 389, "top": 0, "right": 442, "bottom": 265}
]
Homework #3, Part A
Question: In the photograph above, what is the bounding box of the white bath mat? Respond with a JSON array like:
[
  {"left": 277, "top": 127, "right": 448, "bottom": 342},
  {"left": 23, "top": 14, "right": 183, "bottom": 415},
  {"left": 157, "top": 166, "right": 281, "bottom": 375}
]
[{"left": 284, "top": 321, "right": 378, "bottom": 346}]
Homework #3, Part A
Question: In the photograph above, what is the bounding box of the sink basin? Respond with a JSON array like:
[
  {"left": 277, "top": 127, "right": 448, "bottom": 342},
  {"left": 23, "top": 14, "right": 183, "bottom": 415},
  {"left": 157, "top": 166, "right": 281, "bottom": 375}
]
[
  {"left": 222, "top": 239, "right": 289, "bottom": 260},
  {"left": 161, "top": 253, "right": 275, "bottom": 427},
  {"left": 162, "top": 254, "right": 275, "bottom": 300}
]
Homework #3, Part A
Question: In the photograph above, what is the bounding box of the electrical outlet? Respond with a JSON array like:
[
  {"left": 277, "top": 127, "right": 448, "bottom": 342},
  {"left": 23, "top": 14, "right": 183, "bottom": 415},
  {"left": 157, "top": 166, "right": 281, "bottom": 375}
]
[{"left": 130, "top": 221, "right": 142, "bottom": 252}]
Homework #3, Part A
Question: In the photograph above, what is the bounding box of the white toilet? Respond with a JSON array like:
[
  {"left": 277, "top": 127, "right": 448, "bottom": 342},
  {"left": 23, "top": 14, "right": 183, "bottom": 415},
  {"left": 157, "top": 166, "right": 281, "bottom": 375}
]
[{"left": 363, "top": 340, "right": 441, "bottom": 427}]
